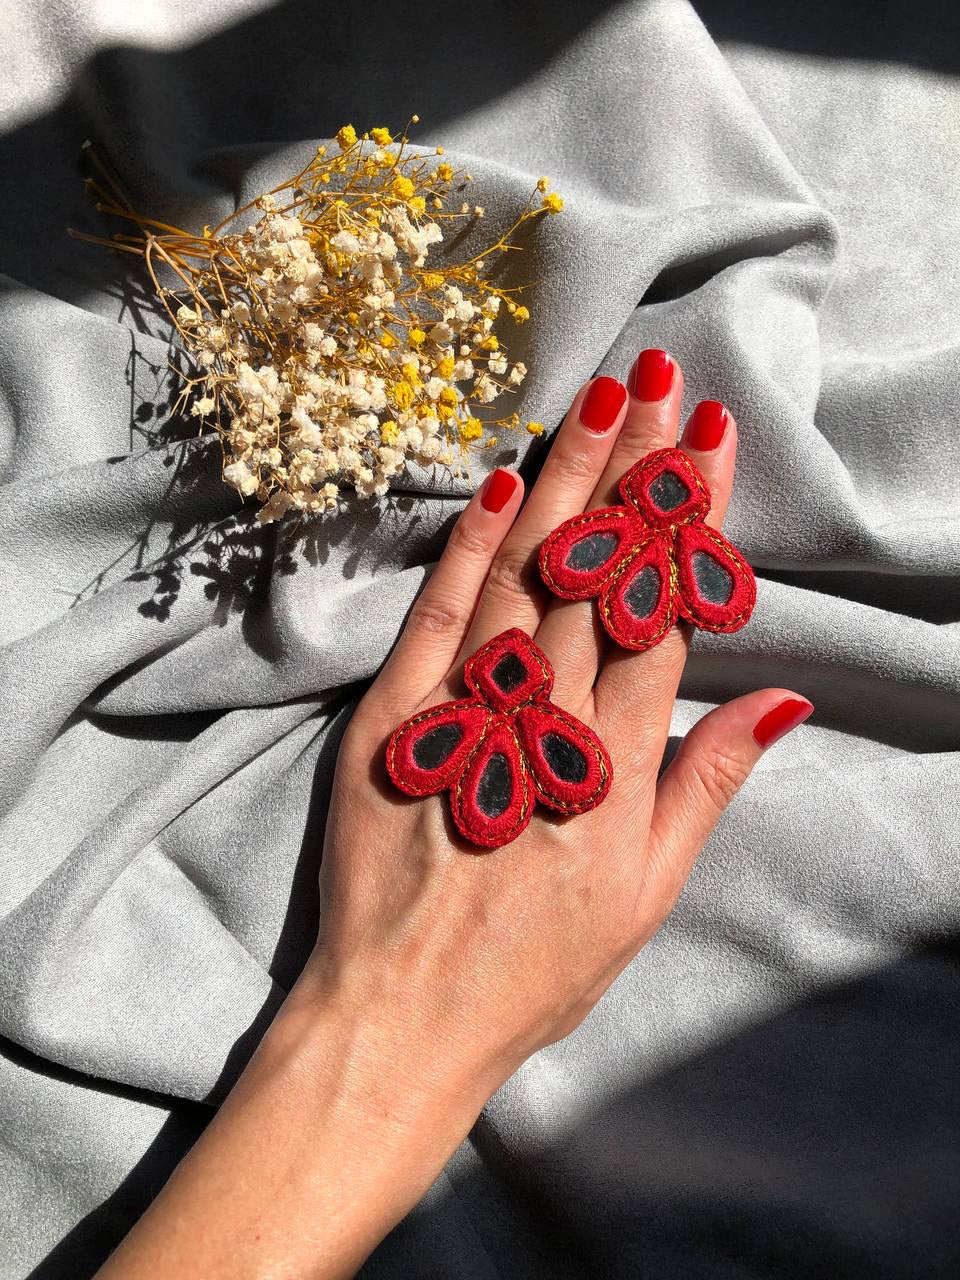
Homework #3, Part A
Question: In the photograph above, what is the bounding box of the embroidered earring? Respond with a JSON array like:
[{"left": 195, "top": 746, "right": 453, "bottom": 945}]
[
  {"left": 538, "top": 447, "right": 756, "bottom": 652},
  {"left": 385, "top": 628, "right": 612, "bottom": 849}
]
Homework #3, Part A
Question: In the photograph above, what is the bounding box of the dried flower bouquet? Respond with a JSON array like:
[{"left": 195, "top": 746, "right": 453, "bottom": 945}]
[{"left": 71, "top": 118, "right": 563, "bottom": 523}]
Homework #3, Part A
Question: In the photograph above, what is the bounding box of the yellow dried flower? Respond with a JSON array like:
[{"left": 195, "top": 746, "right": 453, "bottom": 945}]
[
  {"left": 72, "top": 115, "right": 564, "bottom": 520},
  {"left": 541, "top": 192, "right": 564, "bottom": 213},
  {"left": 536, "top": 176, "right": 549, "bottom": 192}
]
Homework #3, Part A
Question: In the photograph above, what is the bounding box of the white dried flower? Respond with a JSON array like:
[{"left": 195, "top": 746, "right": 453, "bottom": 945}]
[
  {"left": 190, "top": 395, "right": 216, "bottom": 417},
  {"left": 223, "top": 460, "right": 259, "bottom": 495}
]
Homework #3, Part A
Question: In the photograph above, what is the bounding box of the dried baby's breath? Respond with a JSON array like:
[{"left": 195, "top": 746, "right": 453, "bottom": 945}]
[{"left": 70, "top": 118, "right": 564, "bottom": 523}]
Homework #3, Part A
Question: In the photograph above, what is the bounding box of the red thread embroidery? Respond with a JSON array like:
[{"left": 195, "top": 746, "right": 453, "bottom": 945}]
[
  {"left": 385, "top": 628, "right": 612, "bottom": 850},
  {"left": 539, "top": 447, "right": 756, "bottom": 652}
]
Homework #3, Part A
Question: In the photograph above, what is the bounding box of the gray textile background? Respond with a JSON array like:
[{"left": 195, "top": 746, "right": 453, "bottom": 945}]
[{"left": 2, "top": 0, "right": 959, "bottom": 1275}]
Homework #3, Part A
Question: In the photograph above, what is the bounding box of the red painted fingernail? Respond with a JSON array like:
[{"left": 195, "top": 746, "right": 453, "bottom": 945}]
[
  {"left": 480, "top": 468, "right": 518, "bottom": 513},
  {"left": 684, "top": 400, "right": 729, "bottom": 452},
  {"left": 628, "top": 349, "right": 675, "bottom": 402},
  {"left": 579, "top": 377, "right": 628, "bottom": 433},
  {"left": 752, "top": 697, "right": 814, "bottom": 749}
]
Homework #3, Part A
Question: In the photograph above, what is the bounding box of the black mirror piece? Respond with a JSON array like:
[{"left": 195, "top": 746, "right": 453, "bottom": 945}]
[
  {"left": 648, "top": 469, "right": 689, "bottom": 512},
  {"left": 412, "top": 721, "right": 464, "bottom": 771}
]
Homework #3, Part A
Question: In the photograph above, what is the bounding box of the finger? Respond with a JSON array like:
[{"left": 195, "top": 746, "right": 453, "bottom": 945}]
[
  {"left": 679, "top": 399, "right": 737, "bottom": 528},
  {"left": 535, "top": 348, "right": 684, "bottom": 699},
  {"left": 374, "top": 468, "right": 524, "bottom": 716},
  {"left": 594, "top": 395, "right": 739, "bottom": 750},
  {"left": 593, "top": 348, "right": 684, "bottom": 503},
  {"left": 643, "top": 690, "right": 814, "bottom": 913},
  {"left": 447, "top": 376, "right": 629, "bottom": 682}
]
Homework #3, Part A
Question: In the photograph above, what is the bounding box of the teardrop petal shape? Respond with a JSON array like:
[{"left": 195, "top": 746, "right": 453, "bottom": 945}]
[
  {"left": 538, "top": 506, "right": 642, "bottom": 600},
  {"left": 386, "top": 700, "right": 493, "bottom": 796},
  {"left": 515, "top": 703, "right": 612, "bottom": 814},
  {"left": 464, "top": 627, "right": 553, "bottom": 713},
  {"left": 450, "top": 719, "right": 533, "bottom": 849},
  {"left": 674, "top": 523, "right": 756, "bottom": 632},
  {"left": 620, "top": 447, "right": 710, "bottom": 530},
  {"left": 598, "top": 534, "right": 677, "bottom": 651}
]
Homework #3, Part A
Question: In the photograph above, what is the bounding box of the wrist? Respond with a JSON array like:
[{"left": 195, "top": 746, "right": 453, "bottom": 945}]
[{"left": 265, "top": 960, "right": 499, "bottom": 1148}]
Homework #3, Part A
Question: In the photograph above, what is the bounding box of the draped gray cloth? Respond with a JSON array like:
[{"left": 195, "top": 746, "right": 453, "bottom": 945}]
[{"left": 2, "top": 1, "right": 959, "bottom": 1275}]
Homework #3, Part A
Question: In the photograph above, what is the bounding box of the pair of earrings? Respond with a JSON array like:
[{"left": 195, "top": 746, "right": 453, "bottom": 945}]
[{"left": 386, "top": 446, "right": 756, "bottom": 849}]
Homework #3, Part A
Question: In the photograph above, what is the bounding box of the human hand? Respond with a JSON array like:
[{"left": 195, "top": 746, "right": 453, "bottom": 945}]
[
  {"left": 97, "top": 351, "right": 814, "bottom": 1280},
  {"left": 302, "top": 349, "right": 813, "bottom": 1100}
]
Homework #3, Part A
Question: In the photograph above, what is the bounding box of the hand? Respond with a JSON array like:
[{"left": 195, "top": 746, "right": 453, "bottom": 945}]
[
  {"left": 306, "top": 349, "right": 812, "bottom": 1095},
  {"left": 97, "top": 351, "right": 813, "bottom": 1280}
]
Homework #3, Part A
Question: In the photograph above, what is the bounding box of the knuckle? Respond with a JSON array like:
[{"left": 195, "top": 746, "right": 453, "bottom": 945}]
[
  {"left": 406, "top": 598, "right": 470, "bottom": 637},
  {"left": 485, "top": 550, "right": 536, "bottom": 601},
  {"left": 547, "top": 446, "right": 600, "bottom": 485},
  {"left": 688, "top": 747, "right": 750, "bottom": 812},
  {"left": 446, "top": 519, "right": 494, "bottom": 561}
]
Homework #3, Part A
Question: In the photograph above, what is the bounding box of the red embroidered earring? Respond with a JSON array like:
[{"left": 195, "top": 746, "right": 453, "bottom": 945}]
[
  {"left": 538, "top": 447, "right": 756, "bottom": 652},
  {"left": 385, "top": 628, "right": 612, "bottom": 849}
]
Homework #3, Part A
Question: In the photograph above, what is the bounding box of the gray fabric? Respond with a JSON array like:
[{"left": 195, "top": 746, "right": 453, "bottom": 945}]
[{"left": 1, "top": 0, "right": 958, "bottom": 1275}]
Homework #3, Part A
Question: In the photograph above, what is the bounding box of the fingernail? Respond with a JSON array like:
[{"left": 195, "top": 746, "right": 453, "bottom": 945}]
[
  {"left": 480, "top": 468, "right": 518, "bottom": 514},
  {"left": 752, "top": 697, "right": 814, "bottom": 749},
  {"left": 579, "top": 377, "right": 628, "bottom": 433},
  {"left": 684, "top": 400, "right": 729, "bottom": 452},
  {"left": 628, "top": 349, "right": 675, "bottom": 402}
]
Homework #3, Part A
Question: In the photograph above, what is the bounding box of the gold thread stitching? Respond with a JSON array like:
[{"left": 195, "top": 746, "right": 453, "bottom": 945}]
[
  {"left": 451, "top": 718, "right": 532, "bottom": 844},
  {"left": 520, "top": 704, "right": 611, "bottom": 813},
  {"left": 676, "top": 525, "right": 755, "bottom": 632},
  {"left": 386, "top": 700, "right": 489, "bottom": 796},
  {"left": 599, "top": 538, "right": 677, "bottom": 652},
  {"left": 539, "top": 507, "right": 634, "bottom": 599}
]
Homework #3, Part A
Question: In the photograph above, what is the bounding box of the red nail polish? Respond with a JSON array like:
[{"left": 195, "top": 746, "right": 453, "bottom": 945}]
[
  {"left": 480, "top": 468, "right": 518, "bottom": 513},
  {"left": 684, "top": 400, "right": 728, "bottom": 452},
  {"left": 752, "top": 697, "right": 814, "bottom": 749},
  {"left": 628, "top": 349, "right": 674, "bottom": 402},
  {"left": 579, "top": 377, "right": 628, "bottom": 433}
]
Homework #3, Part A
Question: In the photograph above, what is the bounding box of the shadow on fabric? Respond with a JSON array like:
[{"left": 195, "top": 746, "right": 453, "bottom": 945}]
[
  {"left": 692, "top": 0, "right": 960, "bottom": 73},
  {"left": 20, "top": 939, "right": 960, "bottom": 1277},
  {"left": 365, "top": 940, "right": 960, "bottom": 1279},
  {"left": 22, "top": 698, "right": 351, "bottom": 1279},
  {"left": 0, "top": 0, "right": 620, "bottom": 307}
]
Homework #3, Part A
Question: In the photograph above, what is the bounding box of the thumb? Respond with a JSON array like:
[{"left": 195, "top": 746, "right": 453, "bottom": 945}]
[{"left": 646, "top": 689, "right": 814, "bottom": 903}]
